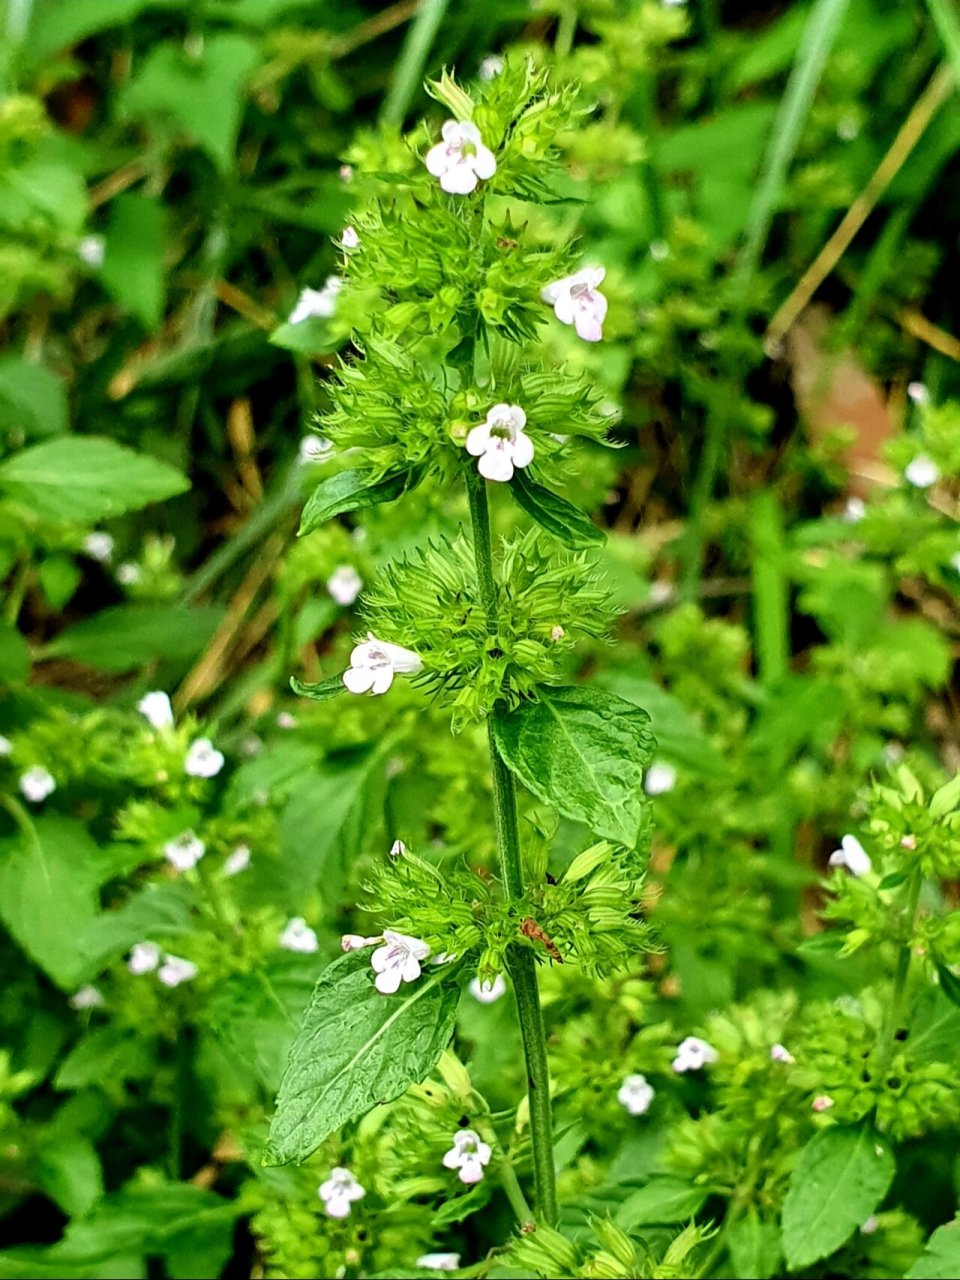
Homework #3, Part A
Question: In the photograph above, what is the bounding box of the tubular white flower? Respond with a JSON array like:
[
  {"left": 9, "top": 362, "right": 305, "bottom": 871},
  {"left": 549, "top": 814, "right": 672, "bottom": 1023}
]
[
  {"left": 83, "top": 531, "right": 114, "bottom": 562},
  {"left": 158, "top": 954, "right": 198, "bottom": 987},
  {"left": 469, "top": 974, "right": 506, "bottom": 1004},
  {"left": 904, "top": 454, "right": 939, "bottom": 488},
  {"left": 370, "top": 930, "right": 431, "bottom": 994},
  {"left": 425, "top": 120, "right": 496, "bottom": 195},
  {"left": 644, "top": 761, "right": 677, "bottom": 796},
  {"left": 163, "top": 831, "right": 206, "bottom": 872},
  {"left": 541, "top": 266, "right": 608, "bottom": 342},
  {"left": 416, "top": 1254, "right": 461, "bottom": 1272},
  {"left": 327, "top": 564, "right": 363, "bottom": 606},
  {"left": 341, "top": 933, "right": 382, "bottom": 952},
  {"left": 128, "top": 941, "right": 161, "bottom": 975},
  {"left": 343, "top": 633, "right": 423, "bottom": 696},
  {"left": 280, "top": 917, "right": 319, "bottom": 953},
  {"left": 672, "top": 1036, "right": 719, "bottom": 1073},
  {"left": 223, "top": 844, "right": 251, "bottom": 876},
  {"left": 289, "top": 276, "right": 342, "bottom": 324},
  {"left": 442, "top": 1129, "right": 492, "bottom": 1184},
  {"left": 318, "top": 1167, "right": 365, "bottom": 1219},
  {"left": 828, "top": 834, "right": 872, "bottom": 877},
  {"left": 70, "top": 985, "right": 104, "bottom": 1010},
  {"left": 340, "top": 226, "right": 360, "bottom": 249},
  {"left": 20, "top": 767, "right": 56, "bottom": 803},
  {"left": 770, "top": 1043, "right": 795, "bottom": 1064},
  {"left": 184, "top": 737, "right": 225, "bottom": 778},
  {"left": 465, "top": 403, "right": 534, "bottom": 483},
  {"left": 137, "top": 691, "right": 173, "bottom": 730},
  {"left": 617, "top": 1073, "right": 655, "bottom": 1115}
]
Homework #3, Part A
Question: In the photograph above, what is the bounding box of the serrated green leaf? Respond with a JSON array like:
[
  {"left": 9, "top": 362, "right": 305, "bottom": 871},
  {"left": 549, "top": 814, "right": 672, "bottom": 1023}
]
[
  {"left": 615, "top": 1177, "right": 707, "bottom": 1228},
  {"left": 290, "top": 674, "right": 344, "bottom": 703},
  {"left": 509, "top": 471, "right": 604, "bottom": 548},
  {"left": 905, "top": 1219, "right": 960, "bottom": 1279},
  {"left": 0, "top": 356, "right": 67, "bottom": 437},
  {"left": 781, "top": 1124, "right": 895, "bottom": 1269},
  {"left": 265, "top": 952, "right": 459, "bottom": 1165},
  {"left": 298, "top": 466, "right": 422, "bottom": 536},
  {"left": 725, "top": 1207, "right": 782, "bottom": 1280},
  {"left": 494, "top": 686, "right": 656, "bottom": 847}
]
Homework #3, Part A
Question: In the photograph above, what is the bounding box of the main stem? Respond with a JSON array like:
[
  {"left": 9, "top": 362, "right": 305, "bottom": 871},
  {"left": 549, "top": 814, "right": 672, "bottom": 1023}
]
[{"left": 464, "top": 463, "right": 558, "bottom": 1225}]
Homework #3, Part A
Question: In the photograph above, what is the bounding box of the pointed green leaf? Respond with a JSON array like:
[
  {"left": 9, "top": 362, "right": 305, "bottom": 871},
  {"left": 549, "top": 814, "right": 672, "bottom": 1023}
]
[
  {"left": 509, "top": 471, "right": 604, "bottom": 548},
  {"left": 290, "top": 674, "right": 345, "bottom": 703},
  {"left": 905, "top": 1220, "right": 960, "bottom": 1279},
  {"left": 298, "top": 466, "right": 423, "bottom": 536}
]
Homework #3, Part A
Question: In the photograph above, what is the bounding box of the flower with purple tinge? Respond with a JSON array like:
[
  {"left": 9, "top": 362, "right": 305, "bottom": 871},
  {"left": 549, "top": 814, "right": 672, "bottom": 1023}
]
[
  {"left": 327, "top": 564, "right": 363, "bottom": 606},
  {"left": 185, "top": 737, "right": 225, "bottom": 778},
  {"left": 812, "top": 1095, "right": 834, "bottom": 1112},
  {"left": 339, "top": 164, "right": 354, "bottom": 182},
  {"left": 163, "top": 831, "right": 206, "bottom": 872},
  {"left": 770, "top": 1043, "right": 795, "bottom": 1064},
  {"left": 465, "top": 403, "right": 534, "bottom": 483},
  {"left": 318, "top": 1168, "right": 365, "bottom": 1219},
  {"left": 416, "top": 1254, "right": 461, "bottom": 1272},
  {"left": 128, "top": 941, "right": 161, "bottom": 975},
  {"left": 389, "top": 839, "right": 407, "bottom": 858},
  {"left": 158, "top": 954, "right": 197, "bottom": 987},
  {"left": 371, "top": 930, "right": 431, "bottom": 994},
  {"left": 426, "top": 120, "right": 496, "bottom": 195},
  {"left": 617, "top": 1073, "right": 655, "bottom": 1116},
  {"left": 469, "top": 974, "right": 506, "bottom": 1004},
  {"left": 907, "top": 381, "right": 929, "bottom": 405},
  {"left": 828, "top": 834, "right": 872, "bottom": 878},
  {"left": 672, "top": 1036, "right": 719, "bottom": 1073},
  {"left": 343, "top": 633, "right": 423, "bottom": 696},
  {"left": 340, "top": 226, "right": 359, "bottom": 249},
  {"left": 904, "top": 454, "right": 940, "bottom": 489},
  {"left": 276, "top": 711, "right": 296, "bottom": 729},
  {"left": 341, "top": 933, "right": 382, "bottom": 952},
  {"left": 138, "top": 691, "right": 173, "bottom": 730},
  {"left": 83, "top": 531, "right": 114, "bottom": 562},
  {"left": 842, "top": 496, "right": 866, "bottom": 524},
  {"left": 20, "top": 767, "right": 55, "bottom": 803},
  {"left": 279, "top": 917, "right": 319, "bottom": 953},
  {"left": 70, "top": 985, "right": 104, "bottom": 1010},
  {"left": 541, "top": 266, "right": 608, "bottom": 342},
  {"left": 443, "top": 1129, "right": 492, "bottom": 1184},
  {"left": 644, "top": 761, "right": 677, "bottom": 796},
  {"left": 299, "top": 435, "right": 333, "bottom": 464},
  {"left": 289, "top": 276, "right": 342, "bottom": 324},
  {"left": 224, "top": 845, "right": 251, "bottom": 876}
]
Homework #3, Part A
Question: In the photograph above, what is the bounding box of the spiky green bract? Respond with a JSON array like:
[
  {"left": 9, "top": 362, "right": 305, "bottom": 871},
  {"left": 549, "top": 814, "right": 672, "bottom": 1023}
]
[{"left": 360, "top": 529, "right": 614, "bottom": 728}]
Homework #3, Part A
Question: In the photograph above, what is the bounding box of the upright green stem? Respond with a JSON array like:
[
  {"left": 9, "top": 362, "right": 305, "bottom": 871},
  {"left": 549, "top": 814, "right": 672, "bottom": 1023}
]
[
  {"left": 876, "top": 868, "right": 923, "bottom": 1071},
  {"left": 464, "top": 463, "right": 558, "bottom": 1225}
]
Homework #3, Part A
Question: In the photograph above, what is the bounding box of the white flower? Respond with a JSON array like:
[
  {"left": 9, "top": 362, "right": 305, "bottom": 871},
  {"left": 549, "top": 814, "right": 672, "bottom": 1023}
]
[
  {"left": 469, "top": 974, "right": 506, "bottom": 1004},
  {"left": 672, "top": 1036, "right": 719, "bottom": 1073},
  {"left": 298, "top": 434, "right": 333, "bottom": 464},
  {"left": 0, "top": 735, "right": 11, "bottom": 755},
  {"left": 649, "top": 239, "right": 670, "bottom": 261},
  {"left": 371, "top": 930, "right": 431, "bottom": 994},
  {"left": 341, "top": 226, "right": 360, "bottom": 249},
  {"left": 158, "top": 954, "right": 198, "bottom": 987},
  {"left": 479, "top": 54, "right": 504, "bottom": 80},
  {"left": 83, "top": 531, "right": 114, "bottom": 562},
  {"left": 184, "top": 737, "right": 224, "bottom": 778},
  {"left": 327, "top": 564, "right": 363, "bottom": 606},
  {"left": 289, "top": 276, "right": 342, "bottom": 324},
  {"left": 861, "top": 1216, "right": 879, "bottom": 1234},
  {"left": 137, "top": 691, "right": 173, "bottom": 729},
  {"left": 389, "top": 839, "right": 407, "bottom": 858},
  {"left": 812, "top": 1094, "right": 834, "bottom": 1112},
  {"left": 339, "top": 164, "right": 354, "bottom": 182},
  {"left": 904, "top": 454, "right": 939, "bottom": 488},
  {"left": 617, "top": 1073, "right": 655, "bottom": 1115},
  {"left": 465, "top": 403, "right": 534, "bottom": 483},
  {"left": 128, "top": 941, "right": 161, "bottom": 975},
  {"left": 644, "top": 761, "right": 677, "bottom": 796},
  {"left": 842, "top": 496, "right": 866, "bottom": 523},
  {"left": 416, "top": 1254, "right": 461, "bottom": 1272},
  {"left": 280, "top": 917, "right": 319, "bottom": 953},
  {"left": 77, "top": 235, "right": 105, "bottom": 267},
  {"left": 541, "top": 266, "right": 608, "bottom": 342},
  {"left": 20, "top": 767, "right": 56, "bottom": 803},
  {"left": 341, "top": 933, "right": 382, "bottom": 952},
  {"left": 837, "top": 116, "right": 859, "bottom": 141},
  {"left": 343, "top": 633, "right": 423, "bottom": 696},
  {"left": 425, "top": 120, "right": 496, "bottom": 195},
  {"left": 770, "top": 1043, "right": 795, "bottom": 1064},
  {"left": 907, "top": 381, "right": 929, "bottom": 404},
  {"left": 828, "top": 833, "right": 872, "bottom": 877},
  {"left": 224, "top": 844, "right": 251, "bottom": 876},
  {"left": 163, "top": 831, "right": 206, "bottom": 872},
  {"left": 276, "top": 711, "right": 296, "bottom": 729},
  {"left": 951, "top": 552, "right": 960, "bottom": 574},
  {"left": 70, "top": 985, "right": 104, "bottom": 1010},
  {"left": 318, "top": 1167, "right": 365, "bottom": 1219},
  {"left": 442, "top": 1129, "right": 492, "bottom": 1184},
  {"left": 116, "top": 562, "right": 141, "bottom": 585}
]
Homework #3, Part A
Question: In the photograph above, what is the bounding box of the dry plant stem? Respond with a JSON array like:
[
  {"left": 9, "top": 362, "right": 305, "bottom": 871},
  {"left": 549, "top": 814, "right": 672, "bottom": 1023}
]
[{"left": 464, "top": 463, "right": 559, "bottom": 1225}]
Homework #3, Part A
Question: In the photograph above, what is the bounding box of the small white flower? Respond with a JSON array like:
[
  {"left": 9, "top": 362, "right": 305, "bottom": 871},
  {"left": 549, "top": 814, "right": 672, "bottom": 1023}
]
[
  {"left": 672, "top": 1036, "right": 719, "bottom": 1073},
  {"left": 812, "top": 1094, "right": 834, "bottom": 1112},
  {"left": 289, "top": 276, "right": 342, "bottom": 324},
  {"left": 904, "top": 454, "right": 939, "bottom": 488},
  {"left": 541, "top": 266, "right": 608, "bottom": 342},
  {"left": 907, "top": 381, "right": 929, "bottom": 404},
  {"left": 20, "top": 767, "right": 56, "bottom": 804},
  {"left": 158, "top": 954, "right": 198, "bottom": 987},
  {"left": 442, "top": 1129, "right": 492, "bottom": 1184},
  {"left": 339, "top": 164, "right": 354, "bottom": 182},
  {"left": 465, "top": 403, "right": 534, "bottom": 483},
  {"left": 163, "top": 831, "right": 206, "bottom": 872},
  {"left": 343, "top": 633, "right": 423, "bottom": 696},
  {"left": 389, "top": 839, "right": 407, "bottom": 858},
  {"left": 224, "top": 844, "right": 251, "bottom": 876},
  {"left": 469, "top": 974, "right": 506, "bottom": 1004},
  {"left": 184, "top": 737, "right": 225, "bottom": 778},
  {"left": 83, "top": 531, "right": 114, "bottom": 562},
  {"left": 70, "top": 985, "right": 104, "bottom": 1010},
  {"left": 951, "top": 552, "right": 960, "bottom": 574},
  {"left": 644, "top": 761, "right": 677, "bottom": 796},
  {"left": 842, "top": 496, "right": 866, "bottom": 523},
  {"left": 416, "top": 1254, "right": 461, "bottom": 1272},
  {"left": 425, "top": 119, "right": 497, "bottom": 195},
  {"left": 770, "top": 1043, "right": 795, "bottom": 1064},
  {"left": 617, "top": 1073, "right": 655, "bottom": 1115},
  {"left": 340, "top": 226, "right": 360, "bottom": 249},
  {"left": 298, "top": 434, "right": 333, "bottom": 464},
  {"left": 128, "top": 941, "right": 161, "bottom": 975},
  {"left": 550, "top": 625, "right": 565, "bottom": 641},
  {"left": 649, "top": 239, "right": 670, "bottom": 261},
  {"left": 479, "top": 54, "right": 504, "bottom": 80},
  {"left": 327, "top": 564, "right": 363, "bottom": 606},
  {"left": 0, "top": 735, "right": 11, "bottom": 755},
  {"left": 341, "top": 933, "right": 382, "bottom": 952},
  {"left": 116, "top": 562, "right": 141, "bottom": 585},
  {"left": 137, "top": 691, "right": 173, "bottom": 730},
  {"left": 828, "top": 834, "right": 872, "bottom": 877},
  {"left": 77, "top": 235, "right": 105, "bottom": 267},
  {"left": 371, "top": 930, "right": 431, "bottom": 994},
  {"left": 318, "top": 1167, "right": 365, "bottom": 1219},
  {"left": 276, "top": 711, "right": 297, "bottom": 729},
  {"left": 861, "top": 1216, "right": 879, "bottom": 1235},
  {"left": 280, "top": 917, "right": 319, "bottom": 953}
]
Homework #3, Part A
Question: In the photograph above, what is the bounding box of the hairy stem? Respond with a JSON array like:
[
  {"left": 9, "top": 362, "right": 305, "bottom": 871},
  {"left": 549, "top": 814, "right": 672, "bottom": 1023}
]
[
  {"left": 876, "top": 868, "right": 923, "bottom": 1071},
  {"left": 464, "top": 463, "right": 558, "bottom": 1224}
]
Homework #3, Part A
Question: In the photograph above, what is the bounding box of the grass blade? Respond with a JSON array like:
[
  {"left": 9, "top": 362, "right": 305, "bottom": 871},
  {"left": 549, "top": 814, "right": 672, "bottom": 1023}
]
[{"left": 380, "top": 0, "right": 450, "bottom": 129}]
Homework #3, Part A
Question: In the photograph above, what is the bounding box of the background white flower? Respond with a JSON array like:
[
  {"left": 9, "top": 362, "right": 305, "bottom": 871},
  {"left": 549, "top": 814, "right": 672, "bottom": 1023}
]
[
  {"left": 83, "top": 531, "right": 114, "bottom": 562},
  {"left": 907, "top": 381, "right": 929, "bottom": 404},
  {"left": 69, "top": 985, "right": 104, "bottom": 1010},
  {"left": 465, "top": 403, "right": 534, "bottom": 482},
  {"left": 842, "top": 496, "right": 866, "bottom": 523},
  {"left": 77, "top": 234, "right": 105, "bottom": 267},
  {"left": 184, "top": 737, "right": 224, "bottom": 778},
  {"left": 479, "top": 54, "right": 504, "bottom": 80},
  {"left": 223, "top": 845, "right": 251, "bottom": 876},
  {"left": 298, "top": 435, "right": 333, "bottom": 464},
  {"left": 137, "top": 691, "right": 173, "bottom": 729},
  {"left": 644, "top": 761, "right": 677, "bottom": 795},
  {"left": 327, "top": 564, "right": 363, "bottom": 606},
  {"left": 0, "top": 735, "right": 11, "bottom": 755},
  {"left": 469, "top": 974, "right": 506, "bottom": 1004},
  {"left": 20, "top": 767, "right": 56, "bottom": 803},
  {"left": 770, "top": 1043, "right": 795, "bottom": 1063},
  {"left": 343, "top": 634, "right": 422, "bottom": 695},
  {"left": 280, "top": 917, "right": 319, "bottom": 953},
  {"left": 828, "top": 834, "right": 872, "bottom": 877},
  {"left": 371, "top": 930, "right": 431, "bottom": 994},
  {"left": 128, "top": 941, "right": 161, "bottom": 974},
  {"left": 617, "top": 1073, "right": 655, "bottom": 1115},
  {"left": 158, "top": 955, "right": 198, "bottom": 987},
  {"left": 541, "top": 266, "right": 608, "bottom": 342},
  {"left": 318, "top": 1167, "right": 365, "bottom": 1218},
  {"left": 116, "top": 562, "right": 141, "bottom": 585},
  {"left": 340, "top": 226, "right": 359, "bottom": 249},
  {"left": 426, "top": 120, "right": 496, "bottom": 194},
  {"left": 289, "top": 276, "right": 342, "bottom": 323},
  {"left": 672, "top": 1036, "right": 719, "bottom": 1072},
  {"left": 163, "top": 831, "right": 206, "bottom": 872},
  {"left": 442, "top": 1129, "right": 492, "bottom": 1184},
  {"left": 904, "top": 454, "right": 939, "bottom": 488},
  {"left": 416, "top": 1254, "right": 461, "bottom": 1272}
]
